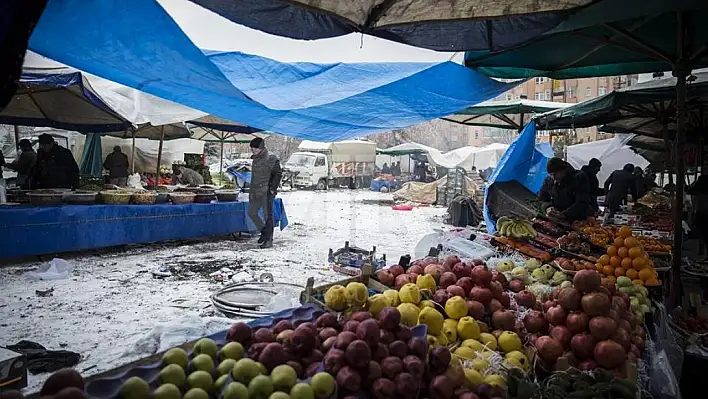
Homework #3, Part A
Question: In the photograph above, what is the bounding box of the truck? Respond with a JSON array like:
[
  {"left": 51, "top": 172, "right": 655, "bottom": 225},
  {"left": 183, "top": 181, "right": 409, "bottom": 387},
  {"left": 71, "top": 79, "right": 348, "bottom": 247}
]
[{"left": 284, "top": 140, "right": 377, "bottom": 190}]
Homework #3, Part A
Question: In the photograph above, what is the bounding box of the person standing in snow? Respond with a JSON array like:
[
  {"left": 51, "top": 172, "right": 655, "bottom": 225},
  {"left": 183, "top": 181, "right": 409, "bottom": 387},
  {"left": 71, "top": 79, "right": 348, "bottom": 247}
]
[{"left": 248, "top": 137, "right": 282, "bottom": 249}]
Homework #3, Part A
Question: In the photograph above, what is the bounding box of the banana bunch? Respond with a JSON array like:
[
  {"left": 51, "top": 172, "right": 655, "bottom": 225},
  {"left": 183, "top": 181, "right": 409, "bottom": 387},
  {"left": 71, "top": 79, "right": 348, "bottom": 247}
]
[{"left": 496, "top": 216, "right": 537, "bottom": 239}]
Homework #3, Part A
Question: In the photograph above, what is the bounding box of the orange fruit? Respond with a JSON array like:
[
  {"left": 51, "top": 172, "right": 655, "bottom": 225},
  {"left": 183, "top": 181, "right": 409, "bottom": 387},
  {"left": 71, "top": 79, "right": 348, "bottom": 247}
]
[
  {"left": 607, "top": 276, "right": 617, "bottom": 284},
  {"left": 645, "top": 278, "right": 660, "bottom": 286},
  {"left": 599, "top": 255, "right": 610, "bottom": 265},
  {"left": 626, "top": 269, "right": 638, "bottom": 279},
  {"left": 619, "top": 226, "right": 633, "bottom": 238},
  {"left": 638, "top": 268, "right": 653, "bottom": 281},
  {"left": 595, "top": 263, "right": 603, "bottom": 272},
  {"left": 614, "top": 237, "right": 626, "bottom": 247},
  {"left": 618, "top": 247, "right": 629, "bottom": 258},
  {"left": 621, "top": 257, "right": 633, "bottom": 269},
  {"left": 633, "top": 279, "right": 645, "bottom": 286},
  {"left": 602, "top": 265, "right": 614, "bottom": 276},
  {"left": 607, "top": 246, "right": 618, "bottom": 257},
  {"left": 628, "top": 247, "right": 643, "bottom": 259},
  {"left": 614, "top": 267, "right": 625, "bottom": 277},
  {"left": 632, "top": 257, "right": 647, "bottom": 270},
  {"left": 624, "top": 237, "right": 639, "bottom": 248},
  {"left": 610, "top": 256, "right": 621, "bottom": 268}
]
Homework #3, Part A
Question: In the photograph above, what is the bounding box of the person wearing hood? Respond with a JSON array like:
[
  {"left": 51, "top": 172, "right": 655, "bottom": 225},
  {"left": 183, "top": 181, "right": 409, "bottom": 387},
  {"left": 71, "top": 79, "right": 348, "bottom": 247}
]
[
  {"left": 539, "top": 157, "right": 593, "bottom": 222},
  {"left": 33, "top": 134, "right": 79, "bottom": 189},
  {"left": 604, "top": 163, "right": 637, "bottom": 216},
  {"left": 581, "top": 158, "right": 603, "bottom": 212},
  {"left": 103, "top": 146, "right": 129, "bottom": 187},
  {"left": 248, "top": 137, "right": 283, "bottom": 249}
]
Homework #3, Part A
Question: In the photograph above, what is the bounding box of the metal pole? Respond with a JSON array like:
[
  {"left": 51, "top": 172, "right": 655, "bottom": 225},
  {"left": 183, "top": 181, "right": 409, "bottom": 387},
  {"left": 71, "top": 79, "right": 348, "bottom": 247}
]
[
  {"left": 662, "top": 124, "right": 673, "bottom": 187},
  {"left": 13, "top": 125, "right": 20, "bottom": 151},
  {"left": 219, "top": 140, "right": 224, "bottom": 178},
  {"left": 131, "top": 129, "right": 136, "bottom": 174},
  {"left": 155, "top": 126, "right": 165, "bottom": 181},
  {"left": 670, "top": 11, "right": 688, "bottom": 306},
  {"left": 518, "top": 112, "right": 525, "bottom": 134}
]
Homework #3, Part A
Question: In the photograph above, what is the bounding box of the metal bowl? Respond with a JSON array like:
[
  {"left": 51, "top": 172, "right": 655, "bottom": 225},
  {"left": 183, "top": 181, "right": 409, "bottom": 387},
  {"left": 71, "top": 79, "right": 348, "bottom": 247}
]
[
  {"left": 64, "top": 191, "right": 98, "bottom": 205},
  {"left": 215, "top": 190, "right": 239, "bottom": 202}
]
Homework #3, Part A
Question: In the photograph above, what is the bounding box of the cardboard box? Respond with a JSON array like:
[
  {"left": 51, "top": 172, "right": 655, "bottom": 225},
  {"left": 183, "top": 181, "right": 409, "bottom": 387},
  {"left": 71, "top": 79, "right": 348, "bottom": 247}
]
[{"left": 0, "top": 347, "right": 27, "bottom": 390}]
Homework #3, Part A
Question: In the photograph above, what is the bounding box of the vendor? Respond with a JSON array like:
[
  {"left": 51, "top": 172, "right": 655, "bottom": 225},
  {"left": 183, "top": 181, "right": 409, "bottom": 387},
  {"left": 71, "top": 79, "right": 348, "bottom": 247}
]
[
  {"left": 171, "top": 160, "right": 204, "bottom": 186},
  {"left": 539, "top": 157, "right": 593, "bottom": 222},
  {"left": 5, "top": 139, "right": 37, "bottom": 189},
  {"left": 103, "top": 146, "right": 129, "bottom": 187},
  {"left": 581, "top": 158, "right": 603, "bottom": 212},
  {"left": 33, "top": 134, "right": 79, "bottom": 189},
  {"left": 604, "top": 164, "right": 637, "bottom": 216},
  {"left": 391, "top": 161, "right": 401, "bottom": 176},
  {"left": 381, "top": 162, "right": 391, "bottom": 175}
]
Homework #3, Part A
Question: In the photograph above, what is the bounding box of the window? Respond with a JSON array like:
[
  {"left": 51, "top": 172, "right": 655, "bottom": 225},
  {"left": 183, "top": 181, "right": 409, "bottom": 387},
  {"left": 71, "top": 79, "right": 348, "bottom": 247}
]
[
  {"left": 505, "top": 93, "right": 513, "bottom": 101},
  {"left": 535, "top": 77, "right": 548, "bottom": 84},
  {"left": 544, "top": 89, "right": 551, "bottom": 100},
  {"left": 475, "top": 132, "right": 479, "bottom": 139},
  {"left": 567, "top": 87, "right": 576, "bottom": 98},
  {"left": 535, "top": 92, "right": 544, "bottom": 100},
  {"left": 585, "top": 87, "right": 592, "bottom": 97},
  {"left": 598, "top": 87, "right": 607, "bottom": 95},
  {"left": 315, "top": 157, "right": 326, "bottom": 167}
]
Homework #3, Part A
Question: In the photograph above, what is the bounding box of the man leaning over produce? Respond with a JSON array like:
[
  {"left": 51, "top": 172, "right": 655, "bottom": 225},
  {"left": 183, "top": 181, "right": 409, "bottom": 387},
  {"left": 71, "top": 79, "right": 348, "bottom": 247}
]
[
  {"left": 539, "top": 157, "right": 593, "bottom": 222},
  {"left": 248, "top": 137, "right": 282, "bottom": 249}
]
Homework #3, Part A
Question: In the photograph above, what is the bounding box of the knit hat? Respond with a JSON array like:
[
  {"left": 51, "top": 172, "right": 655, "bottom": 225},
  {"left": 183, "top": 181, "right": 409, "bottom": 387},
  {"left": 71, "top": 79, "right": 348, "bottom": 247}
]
[{"left": 249, "top": 137, "right": 265, "bottom": 149}]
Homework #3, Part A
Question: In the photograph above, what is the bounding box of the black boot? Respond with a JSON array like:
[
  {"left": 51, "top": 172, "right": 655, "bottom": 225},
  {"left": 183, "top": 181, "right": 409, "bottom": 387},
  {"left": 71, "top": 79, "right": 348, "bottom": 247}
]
[
  {"left": 259, "top": 240, "right": 273, "bottom": 249},
  {"left": 257, "top": 234, "right": 265, "bottom": 244}
]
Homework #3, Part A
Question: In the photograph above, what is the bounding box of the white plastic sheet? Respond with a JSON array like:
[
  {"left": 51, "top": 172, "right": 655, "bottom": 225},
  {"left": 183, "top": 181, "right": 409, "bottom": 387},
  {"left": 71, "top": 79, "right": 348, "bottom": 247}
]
[
  {"left": 567, "top": 134, "right": 650, "bottom": 183},
  {"left": 100, "top": 137, "right": 205, "bottom": 173},
  {"left": 24, "top": 258, "right": 72, "bottom": 281},
  {"left": 427, "top": 143, "right": 509, "bottom": 171}
]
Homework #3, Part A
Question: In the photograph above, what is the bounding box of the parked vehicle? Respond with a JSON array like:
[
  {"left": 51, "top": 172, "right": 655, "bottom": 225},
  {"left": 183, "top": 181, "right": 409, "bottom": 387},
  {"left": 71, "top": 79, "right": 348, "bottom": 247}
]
[{"left": 285, "top": 140, "right": 376, "bottom": 190}]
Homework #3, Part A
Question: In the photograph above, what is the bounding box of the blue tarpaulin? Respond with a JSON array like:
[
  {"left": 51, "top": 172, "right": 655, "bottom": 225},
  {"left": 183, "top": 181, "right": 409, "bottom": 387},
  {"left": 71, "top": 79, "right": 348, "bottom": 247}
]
[
  {"left": 28, "top": 0, "right": 516, "bottom": 142},
  {"left": 483, "top": 123, "right": 551, "bottom": 233},
  {"left": 0, "top": 200, "right": 287, "bottom": 259}
]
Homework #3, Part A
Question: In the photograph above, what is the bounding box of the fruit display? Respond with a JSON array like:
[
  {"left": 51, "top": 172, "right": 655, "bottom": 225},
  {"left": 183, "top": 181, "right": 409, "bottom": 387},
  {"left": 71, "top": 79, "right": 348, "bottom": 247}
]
[
  {"left": 636, "top": 235, "right": 672, "bottom": 253},
  {"left": 506, "top": 367, "right": 639, "bottom": 399},
  {"left": 672, "top": 315, "right": 708, "bottom": 347},
  {"left": 555, "top": 257, "right": 596, "bottom": 272},
  {"left": 532, "top": 218, "right": 566, "bottom": 237},
  {"left": 595, "top": 227, "right": 661, "bottom": 286},
  {"left": 495, "top": 216, "right": 537, "bottom": 240},
  {"left": 615, "top": 277, "right": 652, "bottom": 323},
  {"left": 557, "top": 232, "right": 592, "bottom": 255},
  {"left": 531, "top": 233, "right": 559, "bottom": 249}
]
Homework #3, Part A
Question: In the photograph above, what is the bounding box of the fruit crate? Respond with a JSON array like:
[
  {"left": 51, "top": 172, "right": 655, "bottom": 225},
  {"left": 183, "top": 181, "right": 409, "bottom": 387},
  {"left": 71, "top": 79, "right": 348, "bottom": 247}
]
[
  {"left": 486, "top": 180, "right": 541, "bottom": 221},
  {"left": 35, "top": 304, "right": 325, "bottom": 399},
  {"left": 300, "top": 264, "right": 389, "bottom": 311}
]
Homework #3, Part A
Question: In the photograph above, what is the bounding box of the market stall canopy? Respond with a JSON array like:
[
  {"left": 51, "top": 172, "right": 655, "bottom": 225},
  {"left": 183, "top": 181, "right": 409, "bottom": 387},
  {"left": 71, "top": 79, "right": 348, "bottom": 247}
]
[
  {"left": 187, "top": 0, "right": 592, "bottom": 52},
  {"left": 566, "top": 135, "right": 650, "bottom": 183},
  {"left": 464, "top": 0, "right": 708, "bottom": 79},
  {"left": 187, "top": 115, "right": 267, "bottom": 143},
  {"left": 0, "top": 71, "right": 131, "bottom": 133},
  {"left": 377, "top": 142, "right": 437, "bottom": 156},
  {"left": 534, "top": 72, "right": 708, "bottom": 143},
  {"left": 27, "top": 1, "right": 517, "bottom": 142},
  {"left": 443, "top": 99, "right": 571, "bottom": 130},
  {"left": 427, "top": 143, "right": 510, "bottom": 171}
]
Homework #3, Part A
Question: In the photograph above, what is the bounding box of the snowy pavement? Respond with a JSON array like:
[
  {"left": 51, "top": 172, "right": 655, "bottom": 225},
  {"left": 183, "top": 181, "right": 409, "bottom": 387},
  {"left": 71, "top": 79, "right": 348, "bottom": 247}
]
[{"left": 0, "top": 190, "right": 446, "bottom": 392}]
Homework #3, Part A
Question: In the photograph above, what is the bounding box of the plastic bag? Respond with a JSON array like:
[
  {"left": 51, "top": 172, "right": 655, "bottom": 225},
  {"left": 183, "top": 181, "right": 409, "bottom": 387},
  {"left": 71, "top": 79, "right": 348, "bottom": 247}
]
[
  {"left": 24, "top": 258, "right": 72, "bottom": 281},
  {"left": 649, "top": 303, "right": 683, "bottom": 399},
  {"left": 414, "top": 229, "right": 495, "bottom": 261},
  {"left": 127, "top": 173, "right": 143, "bottom": 189}
]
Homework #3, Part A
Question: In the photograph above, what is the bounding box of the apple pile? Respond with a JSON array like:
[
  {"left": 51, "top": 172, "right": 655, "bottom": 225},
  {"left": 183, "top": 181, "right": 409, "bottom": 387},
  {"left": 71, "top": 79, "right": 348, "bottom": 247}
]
[{"left": 532, "top": 269, "right": 646, "bottom": 377}]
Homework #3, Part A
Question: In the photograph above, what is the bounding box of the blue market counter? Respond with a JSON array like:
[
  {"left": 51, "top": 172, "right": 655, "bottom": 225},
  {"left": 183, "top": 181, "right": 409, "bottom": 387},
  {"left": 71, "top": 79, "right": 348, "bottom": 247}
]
[{"left": 0, "top": 199, "right": 287, "bottom": 258}]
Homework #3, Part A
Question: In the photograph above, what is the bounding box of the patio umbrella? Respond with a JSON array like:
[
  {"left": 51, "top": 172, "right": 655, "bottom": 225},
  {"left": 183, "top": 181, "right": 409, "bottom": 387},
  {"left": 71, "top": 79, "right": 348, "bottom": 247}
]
[
  {"left": 444, "top": 98, "right": 571, "bottom": 131},
  {"left": 79, "top": 133, "right": 103, "bottom": 177},
  {"left": 464, "top": 0, "right": 708, "bottom": 295}
]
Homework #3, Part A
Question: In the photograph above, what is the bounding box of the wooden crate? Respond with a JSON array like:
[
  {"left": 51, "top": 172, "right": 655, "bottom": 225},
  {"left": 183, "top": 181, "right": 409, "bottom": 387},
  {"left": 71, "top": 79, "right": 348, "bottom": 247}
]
[{"left": 300, "top": 263, "right": 389, "bottom": 311}]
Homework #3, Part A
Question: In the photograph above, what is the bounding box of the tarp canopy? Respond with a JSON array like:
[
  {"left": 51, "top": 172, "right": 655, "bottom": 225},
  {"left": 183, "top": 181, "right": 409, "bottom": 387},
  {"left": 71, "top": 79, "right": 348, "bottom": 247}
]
[
  {"left": 377, "top": 142, "right": 437, "bottom": 156},
  {"left": 100, "top": 137, "right": 205, "bottom": 174},
  {"left": 187, "top": 0, "right": 592, "bottom": 52},
  {"left": 27, "top": 0, "right": 516, "bottom": 142},
  {"left": 444, "top": 99, "right": 571, "bottom": 130},
  {"left": 464, "top": 0, "right": 708, "bottom": 79},
  {"left": 1, "top": 71, "right": 131, "bottom": 133},
  {"left": 566, "top": 135, "right": 650, "bottom": 183},
  {"left": 483, "top": 123, "right": 550, "bottom": 233},
  {"left": 427, "top": 143, "right": 510, "bottom": 171},
  {"left": 534, "top": 72, "right": 708, "bottom": 143}
]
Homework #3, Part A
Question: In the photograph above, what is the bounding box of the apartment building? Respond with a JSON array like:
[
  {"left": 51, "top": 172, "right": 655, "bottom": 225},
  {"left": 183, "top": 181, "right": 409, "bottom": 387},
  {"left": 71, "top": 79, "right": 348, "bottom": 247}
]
[{"left": 488, "top": 75, "right": 637, "bottom": 143}]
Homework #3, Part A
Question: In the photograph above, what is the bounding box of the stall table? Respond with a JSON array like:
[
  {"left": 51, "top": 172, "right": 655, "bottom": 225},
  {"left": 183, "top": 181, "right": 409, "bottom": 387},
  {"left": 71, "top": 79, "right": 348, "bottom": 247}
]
[{"left": 0, "top": 200, "right": 287, "bottom": 258}]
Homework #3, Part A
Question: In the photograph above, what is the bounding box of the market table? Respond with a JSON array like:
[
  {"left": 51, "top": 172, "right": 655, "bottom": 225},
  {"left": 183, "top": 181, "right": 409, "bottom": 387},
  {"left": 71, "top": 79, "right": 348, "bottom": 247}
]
[{"left": 0, "top": 199, "right": 287, "bottom": 258}]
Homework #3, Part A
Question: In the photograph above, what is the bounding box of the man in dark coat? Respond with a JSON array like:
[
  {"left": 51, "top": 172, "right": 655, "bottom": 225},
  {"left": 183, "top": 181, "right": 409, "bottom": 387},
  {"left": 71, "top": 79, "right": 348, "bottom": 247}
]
[
  {"left": 604, "top": 163, "right": 637, "bottom": 216},
  {"left": 539, "top": 157, "right": 593, "bottom": 222},
  {"left": 33, "top": 134, "right": 79, "bottom": 189},
  {"left": 581, "top": 158, "right": 603, "bottom": 213},
  {"left": 248, "top": 137, "right": 283, "bottom": 249},
  {"left": 103, "top": 146, "right": 129, "bottom": 186},
  {"left": 5, "top": 139, "right": 37, "bottom": 188}
]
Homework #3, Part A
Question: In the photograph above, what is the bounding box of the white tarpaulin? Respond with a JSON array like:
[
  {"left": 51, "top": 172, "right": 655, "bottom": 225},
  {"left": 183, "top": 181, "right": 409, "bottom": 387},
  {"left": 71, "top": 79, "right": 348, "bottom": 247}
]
[
  {"left": 298, "top": 140, "right": 377, "bottom": 162},
  {"left": 427, "top": 143, "right": 509, "bottom": 171},
  {"left": 101, "top": 137, "right": 205, "bottom": 173},
  {"left": 567, "top": 135, "right": 650, "bottom": 183}
]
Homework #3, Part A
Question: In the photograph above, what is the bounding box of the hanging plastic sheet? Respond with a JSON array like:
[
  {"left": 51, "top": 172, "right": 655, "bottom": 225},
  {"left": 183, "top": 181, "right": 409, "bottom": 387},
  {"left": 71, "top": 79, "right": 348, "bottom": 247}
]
[
  {"left": 483, "top": 123, "right": 551, "bottom": 233},
  {"left": 28, "top": 0, "right": 515, "bottom": 141}
]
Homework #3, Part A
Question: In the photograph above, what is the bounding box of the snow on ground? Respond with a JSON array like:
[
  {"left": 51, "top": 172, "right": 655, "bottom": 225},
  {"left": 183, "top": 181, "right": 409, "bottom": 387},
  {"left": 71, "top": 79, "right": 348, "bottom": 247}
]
[{"left": 0, "top": 190, "right": 445, "bottom": 392}]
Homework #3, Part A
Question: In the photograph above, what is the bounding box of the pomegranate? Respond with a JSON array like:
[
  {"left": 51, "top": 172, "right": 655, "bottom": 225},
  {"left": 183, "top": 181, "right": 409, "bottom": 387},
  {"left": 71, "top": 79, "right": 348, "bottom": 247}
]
[
  {"left": 535, "top": 336, "right": 564, "bottom": 364},
  {"left": 487, "top": 299, "right": 503, "bottom": 314},
  {"left": 593, "top": 340, "right": 625, "bottom": 369},
  {"left": 439, "top": 272, "right": 457, "bottom": 289},
  {"left": 515, "top": 290, "right": 536, "bottom": 308},
  {"left": 466, "top": 301, "right": 485, "bottom": 319},
  {"left": 580, "top": 292, "right": 611, "bottom": 317},
  {"left": 471, "top": 266, "right": 493, "bottom": 287},
  {"left": 488, "top": 281, "right": 504, "bottom": 301},
  {"left": 566, "top": 312, "right": 590, "bottom": 335},
  {"left": 573, "top": 270, "right": 602, "bottom": 293},
  {"left": 491, "top": 270, "right": 508, "bottom": 288},
  {"left": 570, "top": 333, "right": 595, "bottom": 360},
  {"left": 588, "top": 316, "right": 617, "bottom": 340},
  {"left": 557, "top": 288, "right": 581, "bottom": 311},
  {"left": 491, "top": 310, "right": 516, "bottom": 331},
  {"left": 612, "top": 328, "right": 631, "bottom": 352},
  {"left": 498, "top": 292, "right": 511, "bottom": 309},
  {"left": 578, "top": 360, "right": 600, "bottom": 371},
  {"left": 509, "top": 280, "right": 525, "bottom": 293},
  {"left": 523, "top": 311, "right": 548, "bottom": 334},
  {"left": 424, "top": 264, "right": 443, "bottom": 281},
  {"left": 408, "top": 265, "right": 424, "bottom": 275},
  {"left": 470, "top": 287, "right": 493, "bottom": 305},
  {"left": 545, "top": 305, "right": 567, "bottom": 326},
  {"left": 549, "top": 326, "right": 572, "bottom": 348}
]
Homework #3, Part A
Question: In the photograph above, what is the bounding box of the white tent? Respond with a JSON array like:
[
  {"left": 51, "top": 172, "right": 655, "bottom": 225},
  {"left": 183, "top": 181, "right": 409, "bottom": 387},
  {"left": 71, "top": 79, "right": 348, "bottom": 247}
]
[
  {"left": 100, "top": 137, "right": 205, "bottom": 174},
  {"left": 567, "top": 135, "right": 649, "bottom": 184},
  {"left": 427, "top": 143, "right": 509, "bottom": 171}
]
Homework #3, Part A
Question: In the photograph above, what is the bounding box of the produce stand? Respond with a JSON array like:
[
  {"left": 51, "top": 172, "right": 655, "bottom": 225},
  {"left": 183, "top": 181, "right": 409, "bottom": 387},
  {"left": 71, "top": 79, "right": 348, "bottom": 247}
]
[{"left": 0, "top": 199, "right": 288, "bottom": 258}]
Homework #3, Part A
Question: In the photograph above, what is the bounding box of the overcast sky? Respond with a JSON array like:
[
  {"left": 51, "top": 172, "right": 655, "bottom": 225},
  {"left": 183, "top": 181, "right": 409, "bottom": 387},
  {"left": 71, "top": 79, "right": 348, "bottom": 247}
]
[{"left": 157, "top": 0, "right": 461, "bottom": 63}]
